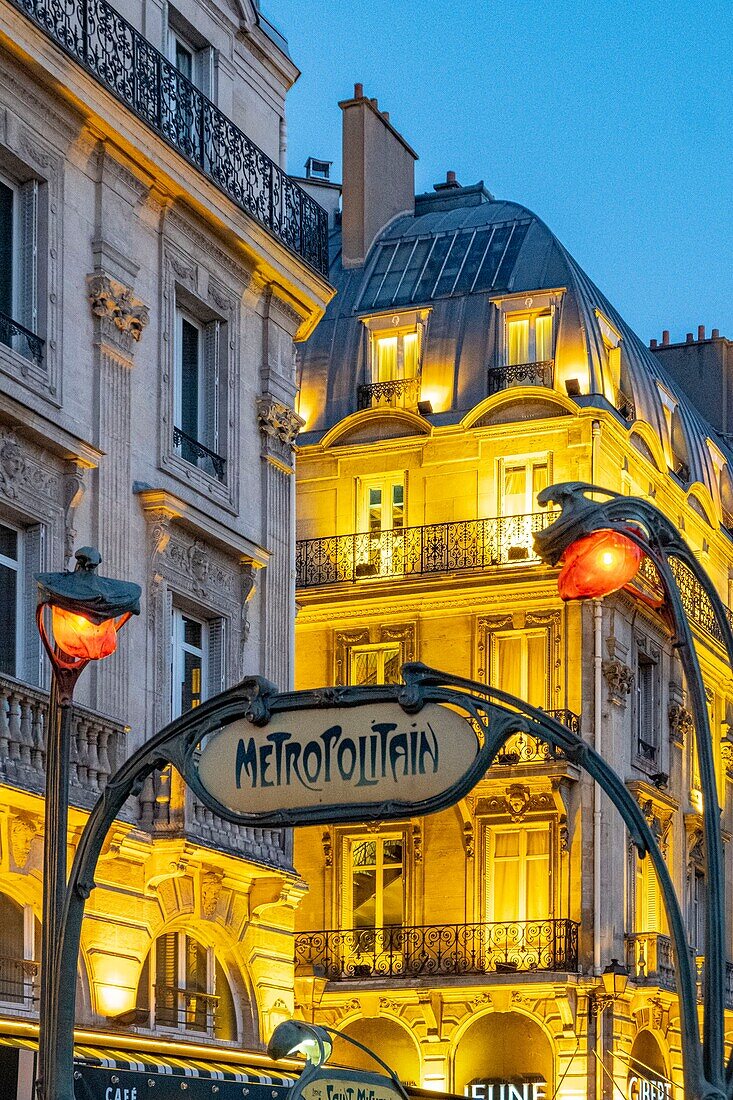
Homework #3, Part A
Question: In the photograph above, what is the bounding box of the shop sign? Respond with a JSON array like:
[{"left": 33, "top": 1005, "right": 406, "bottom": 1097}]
[
  {"left": 297, "top": 1070, "right": 405, "bottom": 1100},
  {"left": 73, "top": 1065, "right": 293, "bottom": 1100},
  {"left": 196, "top": 702, "right": 479, "bottom": 821},
  {"left": 628, "top": 1075, "right": 672, "bottom": 1100},
  {"left": 465, "top": 1082, "right": 547, "bottom": 1100}
]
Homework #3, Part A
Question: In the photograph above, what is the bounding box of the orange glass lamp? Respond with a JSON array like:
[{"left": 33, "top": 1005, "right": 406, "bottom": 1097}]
[
  {"left": 36, "top": 546, "right": 141, "bottom": 697},
  {"left": 557, "top": 529, "right": 643, "bottom": 600}
]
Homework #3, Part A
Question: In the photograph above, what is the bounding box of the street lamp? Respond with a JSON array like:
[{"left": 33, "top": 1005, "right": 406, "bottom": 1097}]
[
  {"left": 535, "top": 481, "right": 728, "bottom": 1100},
  {"left": 35, "top": 547, "right": 140, "bottom": 1100}
]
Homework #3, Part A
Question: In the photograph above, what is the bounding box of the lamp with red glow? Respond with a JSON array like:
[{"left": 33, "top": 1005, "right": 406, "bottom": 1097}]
[
  {"left": 36, "top": 547, "right": 141, "bottom": 691},
  {"left": 556, "top": 529, "right": 643, "bottom": 601}
]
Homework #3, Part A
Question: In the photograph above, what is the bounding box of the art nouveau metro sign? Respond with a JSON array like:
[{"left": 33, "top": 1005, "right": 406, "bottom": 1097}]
[{"left": 182, "top": 666, "right": 506, "bottom": 827}]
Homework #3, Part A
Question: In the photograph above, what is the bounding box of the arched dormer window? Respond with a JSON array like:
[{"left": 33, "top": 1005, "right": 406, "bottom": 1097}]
[
  {"left": 137, "top": 931, "right": 237, "bottom": 1040},
  {"left": 0, "top": 893, "right": 40, "bottom": 1011}
]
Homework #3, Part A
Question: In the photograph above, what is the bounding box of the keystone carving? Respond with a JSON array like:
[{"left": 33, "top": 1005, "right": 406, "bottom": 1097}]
[
  {"left": 201, "top": 869, "right": 225, "bottom": 919},
  {"left": 87, "top": 273, "right": 149, "bottom": 345},
  {"left": 602, "top": 658, "right": 634, "bottom": 705},
  {"left": 669, "top": 703, "right": 694, "bottom": 746},
  {"left": 10, "top": 815, "right": 38, "bottom": 869}
]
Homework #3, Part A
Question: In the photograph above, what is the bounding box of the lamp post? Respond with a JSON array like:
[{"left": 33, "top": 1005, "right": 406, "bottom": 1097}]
[
  {"left": 535, "top": 481, "right": 729, "bottom": 1100},
  {"left": 34, "top": 547, "right": 140, "bottom": 1100},
  {"left": 590, "top": 959, "right": 630, "bottom": 1100}
]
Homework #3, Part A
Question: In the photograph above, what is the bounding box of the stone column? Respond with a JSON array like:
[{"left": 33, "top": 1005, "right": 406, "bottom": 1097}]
[{"left": 86, "top": 271, "right": 149, "bottom": 722}]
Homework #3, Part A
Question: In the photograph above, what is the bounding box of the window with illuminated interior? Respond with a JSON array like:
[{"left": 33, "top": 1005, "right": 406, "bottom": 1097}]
[
  {"left": 137, "top": 931, "right": 236, "bottom": 1040},
  {"left": 355, "top": 475, "right": 406, "bottom": 578},
  {"left": 489, "top": 626, "right": 550, "bottom": 761},
  {"left": 342, "top": 835, "right": 405, "bottom": 956},
  {"left": 170, "top": 608, "right": 225, "bottom": 719},
  {"left": 505, "top": 310, "right": 552, "bottom": 366},
  {"left": 497, "top": 457, "right": 549, "bottom": 562},
  {"left": 360, "top": 310, "right": 428, "bottom": 409},
  {"left": 348, "top": 643, "right": 401, "bottom": 686},
  {"left": 486, "top": 825, "right": 550, "bottom": 924},
  {"left": 0, "top": 893, "right": 40, "bottom": 1009}
]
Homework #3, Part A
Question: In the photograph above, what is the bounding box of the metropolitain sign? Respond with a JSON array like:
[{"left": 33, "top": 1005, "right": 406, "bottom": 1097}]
[{"left": 190, "top": 691, "right": 496, "bottom": 827}]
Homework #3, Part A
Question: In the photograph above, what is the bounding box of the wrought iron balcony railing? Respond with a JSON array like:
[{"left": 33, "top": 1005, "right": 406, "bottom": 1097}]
[
  {"left": 616, "top": 388, "right": 636, "bottom": 421},
  {"left": 0, "top": 308, "right": 44, "bottom": 365},
  {"left": 9, "top": 0, "right": 329, "bottom": 276},
  {"left": 153, "top": 983, "right": 219, "bottom": 1035},
  {"left": 357, "top": 377, "right": 421, "bottom": 411},
  {"left": 635, "top": 554, "right": 733, "bottom": 648},
  {"left": 296, "top": 511, "right": 556, "bottom": 588},
  {"left": 627, "top": 934, "right": 733, "bottom": 1010},
  {"left": 0, "top": 954, "right": 38, "bottom": 1009},
  {"left": 489, "top": 360, "right": 554, "bottom": 394},
  {"left": 296, "top": 919, "right": 579, "bottom": 980},
  {"left": 173, "top": 426, "right": 226, "bottom": 483},
  {"left": 496, "top": 712, "right": 579, "bottom": 765}
]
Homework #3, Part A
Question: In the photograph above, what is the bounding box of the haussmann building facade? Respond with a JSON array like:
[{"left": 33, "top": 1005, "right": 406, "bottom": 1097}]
[
  {"left": 291, "top": 86, "right": 733, "bottom": 1100},
  {"left": 0, "top": 0, "right": 332, "bottom": 1094}
]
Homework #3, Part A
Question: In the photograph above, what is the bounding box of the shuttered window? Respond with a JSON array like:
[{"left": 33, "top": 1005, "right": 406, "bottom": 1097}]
[
  {"left": 174, "top": 307, "right": 225, "bottom": 480},
  {"left": 170, "top": 607, "right": 226, "bottom": 719},
  {"left": 0, "top": 175, "right": 39, "bottom": 356},
  {"left": 0, "top": 521, "right": 44, "bottom": 685},
  {"left": 635, "top": 650, "right": 659, "bottom": 763}
]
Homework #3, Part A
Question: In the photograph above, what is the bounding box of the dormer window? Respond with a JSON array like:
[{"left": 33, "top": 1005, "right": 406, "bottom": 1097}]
[
  {"left": 506, "top": 311, "right": 552, "bottom": 366},
  {"left": 358, "top": 310, "right": 429, "bottom": 410}
]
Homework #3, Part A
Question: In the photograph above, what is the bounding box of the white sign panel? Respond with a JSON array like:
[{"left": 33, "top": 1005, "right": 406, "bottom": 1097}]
[{"left": 197, "top": 702, "right": 478, "bottom": 815}]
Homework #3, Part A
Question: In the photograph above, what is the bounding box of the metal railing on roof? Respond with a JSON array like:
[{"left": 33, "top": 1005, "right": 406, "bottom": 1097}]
[{"left": 8, "top": 0, "right": 329, "bottom": 276}]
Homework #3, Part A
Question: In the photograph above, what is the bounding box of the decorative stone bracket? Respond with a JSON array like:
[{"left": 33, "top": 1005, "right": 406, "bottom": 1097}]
[
  {"left": 257, "top": 397, "right": 304, "bottom": 468},
  {"left": 602, "top": 658, "right": 634, "bottom": 706},
  {"left": 669, "top": 703, "right": 694, "bottom": 747},
  {"left": 87, "top": 273, "right": 149, "bottom": 347}
]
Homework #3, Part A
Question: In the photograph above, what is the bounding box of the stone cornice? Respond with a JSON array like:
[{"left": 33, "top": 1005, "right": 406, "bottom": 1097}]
[{"left": 135, "top": 486, "right": 269, "bottom": 567}]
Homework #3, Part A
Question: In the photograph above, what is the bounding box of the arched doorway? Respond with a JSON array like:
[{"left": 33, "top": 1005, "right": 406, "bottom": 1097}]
[
  {"left": 454, "top": 1012, "right": 554, "bottom": 1098},
  {"left": 628, "top": 1030, "right": 672, "bottom": 1100},
  {"left": 333, "top": 1017, "right": 421, "bottom": 1086}
]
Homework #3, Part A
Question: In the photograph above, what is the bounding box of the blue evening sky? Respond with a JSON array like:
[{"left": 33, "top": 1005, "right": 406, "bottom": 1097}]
[{"left": 274, "top": 0, "right": 733, "bottom": 346}]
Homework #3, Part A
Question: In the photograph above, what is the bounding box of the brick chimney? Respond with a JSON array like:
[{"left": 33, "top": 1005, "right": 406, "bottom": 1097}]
[{"left": 339, "top": 83, "right": 418, "bottom": 268}]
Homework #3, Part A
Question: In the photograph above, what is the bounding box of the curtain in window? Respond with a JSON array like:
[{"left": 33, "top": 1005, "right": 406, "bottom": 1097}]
[
  {"left": 375, "top": 336, "right": 398, "bottom": 381},
  {"left": 402, "top": 332, "right": 418, "bottom": 378},
  {"left": 525, "top": 829, "right": 550, "bottom": 920},
  {"left": 506, "top": 318, "right": 529, "bottom": 366},
  {"left": 496, "top": 634, "right": 522, "bottom": 699},
  {"left": 492, "top": 831, "right": 520, "bottom": 923},
  {"left": 502, "top": 465, "right": 527, "bottom": 515},
  {"left": 535, "top": 314, "right": 552, "bottom": 361},
  {"left": 527, "top": 633, "right": 548, "bottom": 709}
]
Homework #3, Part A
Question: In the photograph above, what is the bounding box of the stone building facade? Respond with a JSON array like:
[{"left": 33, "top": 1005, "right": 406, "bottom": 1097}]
[
  {"left": 0, "top": 0, "right": 331, "bottom": 1093},
  {"left": 292, "top": 88, "right": 733, "bottom": 1100}
]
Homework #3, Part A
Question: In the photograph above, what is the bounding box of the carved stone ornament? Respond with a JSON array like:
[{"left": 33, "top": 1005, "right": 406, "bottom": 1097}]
[
  {"left": 669, "top": 703, "right": 694, "bottom": 746},
  {"left": 321, "top": 829, "right": 333, "bottom": 867},
  {"left": 602, "top": 658, "right": 634, "bottom": 706},
  {"left": 638, "top": 798, "right": 672, "bottom": 854},
  {"left": 201, "top": 869, "right": 225, "bottom": 919},
  {"left": 257, "top": 397, "right": 304, "bottom": 455},
  {"left": 87, "top": 273, "right": 149, "bottom": 345},
  {"left": 63, "top": 462, "right": 87, "bottom": 569},
  {"left": 412, "top": 823, "right": 423, "bottom": 863},
  {"left": 463, "top": 820, "right": 474, "bottom": 860},
  {"left": 10, "top": 815, "right": 38, "bottom": 869},
  {"left": 505, "top": 783, "right": 531, "bottom": 822}
]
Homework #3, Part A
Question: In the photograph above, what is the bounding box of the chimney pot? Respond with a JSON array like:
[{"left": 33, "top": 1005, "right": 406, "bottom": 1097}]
[
  {"left": 382, "top": 111, "right": 390, "bottom": 121},
  {"left": 370, "top": 98, "right": 378, "bottom": 108},
  {"left": 698, "top": 324, "right": 706, "bottom": 341},
  {"left": 686, "top": 333, "right": 694, "bottom": 343},
  {"left": 447, "top": 170, "right": 456, "bottom": 184},
  {"left": 650, "top": 338, "right": 658, "bottom": 349},
  {"left": 354, "top": 83, "right": 363, "bottom": 98},
  {"left": 713, "top": 328, "right": 720, "bottom": 339},
  {"left": 662, "top": 330, "right": 670, "bottom": 345}
]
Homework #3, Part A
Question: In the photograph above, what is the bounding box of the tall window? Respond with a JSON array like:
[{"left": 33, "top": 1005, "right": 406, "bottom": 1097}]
[
  {"left": 345, "top": 836, "right": 405, "bottom": 956},
  {"left": 371, "top": 328, "right": 419, "bottom": 383},
  {"left": 356, "top": 475, "right": 406, "bottom": 578},
  {"left": 167, "top": 9, "right": 216, "bottom": 97},
  {"left": 498, "top": 458, "right": 549, "bottom": 561},
  {"left": 0, "top": 894, "right": 40, "bottom": 1009},
  {"left": 0, "top": 173, "right": 39, "bottom": 361},
  {"left": 490, "top": 630, "right": 549, "bottom": 710},
  {"left": 0, "top": 524, "right": 21, "bottom": 679},
  {"left": 348, "top": 643, "right": 401, "bottom": 686},
  {"left": 505, "top": 312, "right": 552, "bottom": 366},
  {"left": 171, "top": 610, "right": 225, "bottom": 720},
  {"left": 634, "top": 643, "right": 660, "bottom": 765},
  {"left": 690, "top": 869, "right": 705, "bottom": 954},
  {"left": 137, "top": 931, "right": 236, "bottom": 1040},
  {"left": 173, "top": 307, "right": 225, "bottom": 481},
  {"left": 487, "top": 826, "right": 550, "bottom": 922}
]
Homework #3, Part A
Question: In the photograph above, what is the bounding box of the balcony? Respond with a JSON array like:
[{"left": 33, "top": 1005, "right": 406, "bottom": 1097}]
[
  {"left": 173, "top": 426, "right": 226, "bottom": 483},
  {"left": 296, "top": 919, "right": 579, "bottom": 981},
  {"left": 138, "top": 769, "right": 292, "bottom": 870},
  {"left": 495, "top": 712, "right": 579, "bottom": 765},
  {"left": 0, "top": 955, "right": 38, "bottom": 1011},
  {"left": 357, "top": 377, "right": 421, "bottom": 411},
  {"left": 0, "top": 309, "right": 43, "bottom": 365},
  {"left": 488, "top": 360, "right": 554, "bottom": 394},
  {"left": 627, "top": 933, "right": 733, "bottom": 1010},
  {"left": 8, "top": 0, "right": 328, "bottom": 276},
  {"left": 296, "top": 511, "right": 556, "bottom": 588},
  {"left": 0, "top": 673, "right": 127, "bottom": 807},
  {"left": 635, "top": 554, "right": 733, "bottom": 648},
  {"left": 152, "top": 984, "right": 219, "bottom": 1036}
]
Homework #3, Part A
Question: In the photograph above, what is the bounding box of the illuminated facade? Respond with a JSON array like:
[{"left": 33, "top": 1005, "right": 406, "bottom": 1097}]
[
  {"left": 292, "top": 88, "right": 733, "bottom": 1100},
  {"left": 0, "top": 0, "right": 331, "bottom": 1093}
]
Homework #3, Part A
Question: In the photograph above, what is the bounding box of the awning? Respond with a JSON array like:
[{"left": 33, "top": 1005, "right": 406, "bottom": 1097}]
[{"left": 0, "top": 1034, "right": 296, "bottom": 1099}]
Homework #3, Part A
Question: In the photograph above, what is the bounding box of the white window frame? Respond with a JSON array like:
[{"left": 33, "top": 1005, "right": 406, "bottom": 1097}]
[
  {"left": 171, "top": 608, "right": 209, "bottom": 720},
  {"left": 357, "top": 474, "right": 406, "bottom": 533},
  {"left": 485, "top": 823, "right": 552, "bottom": 923},
  {"left": 166, "top": 10, "right": 216, "bottom": 98},
  {"left": 0, "top": 522, "right": 23, "bottom": 681},
  {"left": 174, "top": 308, "right": 204, "bottom": 443},
  {"left": 498, "top": 455, "right": 550, "bottom": 517},
  {"left": 504, "top": 309, "right": 553, "bottom": 366},
  {"left": 489, "top": 628, "right": 550, "bottom": 711}
]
